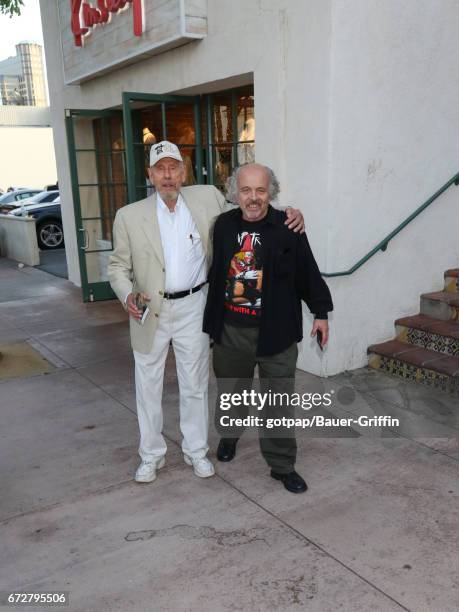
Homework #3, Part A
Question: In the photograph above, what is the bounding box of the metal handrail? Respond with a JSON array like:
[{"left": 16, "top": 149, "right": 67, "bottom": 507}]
[{"left": 321, "top": 171, "right": 459, "bottom": 278}]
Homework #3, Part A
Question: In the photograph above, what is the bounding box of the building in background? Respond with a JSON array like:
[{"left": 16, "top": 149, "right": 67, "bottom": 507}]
[
  {"left": 38, "top": 0, "right": 459, "bottom": 376},
  {"left": 0, "top": 42, "right": 47, "bottom": 107}
]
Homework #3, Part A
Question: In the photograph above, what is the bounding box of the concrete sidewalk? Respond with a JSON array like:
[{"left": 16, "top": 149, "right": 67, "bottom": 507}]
[{"left": 0, "top": 257, "right": 457, "bottom": 612}]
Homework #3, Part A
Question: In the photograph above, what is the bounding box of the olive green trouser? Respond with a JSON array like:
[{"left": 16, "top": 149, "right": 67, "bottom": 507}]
[{"left": 212, "top": 323, "right": 298, "bottom": 474}]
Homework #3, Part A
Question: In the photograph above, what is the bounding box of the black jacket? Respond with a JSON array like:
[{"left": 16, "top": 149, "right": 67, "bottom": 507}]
[{"left": 203, "top": 206, "right": 333, "bottom": 356}]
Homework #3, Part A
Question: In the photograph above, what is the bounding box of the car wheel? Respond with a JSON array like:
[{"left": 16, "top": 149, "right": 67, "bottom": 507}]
[{"left": 36, "top": 220, "right": 65, "bottom": 250}]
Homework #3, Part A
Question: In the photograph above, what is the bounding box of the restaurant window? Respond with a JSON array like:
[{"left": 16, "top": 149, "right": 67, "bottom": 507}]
[
  {"left": 92, "top": 114, "right": 127, "bottom": 242},
  {"left": 204, "top": 84, "right": 255, "bottom": 191}
]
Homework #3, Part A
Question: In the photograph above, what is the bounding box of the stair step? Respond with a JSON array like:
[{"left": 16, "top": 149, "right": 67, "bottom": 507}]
[
  {"left": 444, "top": 269, "right": 459, "bottom": 293},
  {"left": 366, "top": 267, "right": 459, "bottom": 395},
  {"left": 420, "top": 291, "right": 459, "bottom": 321},
  {"left": 368, "top": 340, "right": 459, "bottom": 395},
  {"left": 368, "top": 340, "right": 459, "bottom": 377},
  {"left": 395, "top": 313, "right": 459, "bottom": 337},
  {"left": 395, "top": 313, "right": 459, "bottom": 334},
  {"left": 421, "top": 291, "right": 459, "bottom": 305},
  {"left": 395, "top": 314, "right": 459, "bottom": 357}
]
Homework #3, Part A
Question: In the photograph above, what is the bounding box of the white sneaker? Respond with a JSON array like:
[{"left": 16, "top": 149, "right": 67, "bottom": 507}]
[
  {"left": 183, "top": 455, "right": 215, "bottom": 478},
  {"left": 135, "top": 456, "right": 165, "bottom": 483}
]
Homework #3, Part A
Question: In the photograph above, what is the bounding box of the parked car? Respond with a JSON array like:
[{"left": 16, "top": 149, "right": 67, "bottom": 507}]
[
  {"left": 10, "top": 196, "right": 64, "bottom": 250},
  {"left": 0, "top": 188, "right": 42, "bottom": 213},
  {"left": 0, "top": 190, "right": 59, "bottom": 213},
  {"left": 23, "top": 190, "right": 59, "bottom": 204}
]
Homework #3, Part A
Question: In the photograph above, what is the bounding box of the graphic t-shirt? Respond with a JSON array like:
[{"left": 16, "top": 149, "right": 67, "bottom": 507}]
[{"left": 224, "top": 218, "right": 266, "bottom": 326}]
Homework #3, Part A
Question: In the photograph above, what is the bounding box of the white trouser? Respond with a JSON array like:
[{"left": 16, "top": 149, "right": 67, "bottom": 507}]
[{"left": 133, "top": 288, "right": 209, "bottom": 462}]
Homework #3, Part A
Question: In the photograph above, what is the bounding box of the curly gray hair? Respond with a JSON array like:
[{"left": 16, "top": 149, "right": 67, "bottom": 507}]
[{"left": 225, "top": 163, "right": 281, "bottom": 203}]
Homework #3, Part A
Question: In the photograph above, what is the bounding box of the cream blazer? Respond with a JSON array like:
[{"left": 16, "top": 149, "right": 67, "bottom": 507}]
[{"left": 107, "top": 185, "right": 228, "bottom": 354}]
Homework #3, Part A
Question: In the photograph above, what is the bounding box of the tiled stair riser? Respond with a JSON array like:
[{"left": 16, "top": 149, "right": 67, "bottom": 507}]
[
  {"left": 368, "top": 354, "right": 459, "bottom": 397},
  {"left": 396, "top": 325, "right": 459, "bottom": 358}
]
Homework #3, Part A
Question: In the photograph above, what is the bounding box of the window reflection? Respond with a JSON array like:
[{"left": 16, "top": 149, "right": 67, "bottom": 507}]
[
  {"left": 92, "top": 115, "right": 127, "bottom": 243},
  {"left": 237, "top": 88, "right": 255, "bottom": 165},
  {"left": 209, "top": 85, "right": 255, "bottom": 191}
]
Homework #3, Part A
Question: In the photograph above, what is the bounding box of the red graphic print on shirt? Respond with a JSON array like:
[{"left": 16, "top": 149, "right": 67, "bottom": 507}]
[{"left": 225, "top": 231, "right": 263, "bottom": 324}]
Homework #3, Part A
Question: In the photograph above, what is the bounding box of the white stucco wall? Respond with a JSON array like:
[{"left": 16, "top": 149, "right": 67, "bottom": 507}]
[
  {"left": 0, "top": 127, "right": 57, "bottom": 191},
  {"left": 299, "top": 185, "right": 459, "bottom": 376},
  {"left": 327, "top": 0, "right": 459, "bottom": 270},
  {"left": 311, "top": 0, "right": 459, "bottom": 374},
  {"left": 39, "top": 0, "right": 459, "bottom": 375},
  {"left": 0, "top": 214, "right": 40, "bottom": 266}
]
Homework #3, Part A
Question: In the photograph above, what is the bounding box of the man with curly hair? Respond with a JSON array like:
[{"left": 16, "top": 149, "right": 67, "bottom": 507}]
[{"left": 204, "top": 163, "right": 333, "bottom": 493}]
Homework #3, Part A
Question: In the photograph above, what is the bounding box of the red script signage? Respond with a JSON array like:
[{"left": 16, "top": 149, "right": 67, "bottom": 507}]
[{"left": 71, "top": 0, "right": 144, "bottom": 47}]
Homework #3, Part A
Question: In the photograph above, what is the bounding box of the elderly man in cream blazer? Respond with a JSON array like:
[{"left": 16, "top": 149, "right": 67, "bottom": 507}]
[{"left": 108, "top": 141, "right": 303, "bottom": 485}]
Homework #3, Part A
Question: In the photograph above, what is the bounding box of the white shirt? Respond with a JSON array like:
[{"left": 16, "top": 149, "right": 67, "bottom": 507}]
[{"left": 156, "top": 192, "right": 206, "bottom": 293}]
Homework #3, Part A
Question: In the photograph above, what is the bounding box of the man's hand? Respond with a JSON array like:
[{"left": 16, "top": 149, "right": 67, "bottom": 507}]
[
  {"left": 126, "top": 292, "right": 151, "bottom": 321},
  {"left": 285, "top": 207, "right": 305, "bottom": 233},
  {"left": 310, "top": 319, "right": 329, "bottom": 348}
]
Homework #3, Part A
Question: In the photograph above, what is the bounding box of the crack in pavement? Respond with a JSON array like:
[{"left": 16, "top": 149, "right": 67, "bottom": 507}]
[{"left": 125, "top": 524, "right": 268, "bottom": 547}]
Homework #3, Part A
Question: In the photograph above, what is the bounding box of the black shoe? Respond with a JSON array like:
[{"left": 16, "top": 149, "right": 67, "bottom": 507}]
[
  {"left": 217, "top": 438, "right": 238, "bottom": 462},
  {"left": 271, "top": 470, "right": 308, "bottom": 493}
]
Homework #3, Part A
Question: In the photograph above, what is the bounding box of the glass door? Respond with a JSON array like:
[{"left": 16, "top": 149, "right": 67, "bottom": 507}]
[
  {"left": 65, "top": 109, "right": 127, "bottom": 302},
  {"left": 122, "top": 92, "right": 203, "bottom": 203}
]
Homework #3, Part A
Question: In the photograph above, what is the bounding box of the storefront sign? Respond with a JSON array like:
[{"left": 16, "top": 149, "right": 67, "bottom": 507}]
[
  {"left": 59, "top": 0, "right": 207, "bottom": 84},
  {"left": 71, "top": 0, "right": 144, "bottom": 47}
]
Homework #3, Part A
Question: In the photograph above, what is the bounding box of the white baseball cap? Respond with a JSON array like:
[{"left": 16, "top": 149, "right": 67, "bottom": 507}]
[{"left": 149, "top": 140, "right": 183, "bottom": 167}]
